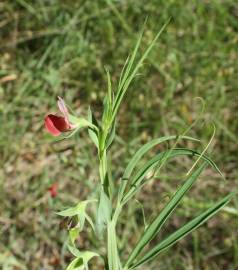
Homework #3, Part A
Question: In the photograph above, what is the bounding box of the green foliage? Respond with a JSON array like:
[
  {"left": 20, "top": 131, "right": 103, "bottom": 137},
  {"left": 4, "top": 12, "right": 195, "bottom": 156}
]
[
  {"left": 51, "top": 23, "right": 236, "bottom": 270},
  {"left": 88, "top": 107, "right": 99, "bottom": 148},
  {"left": 125, "top": 162, "right": 208, "bottom": 267},
  {"left": 1, "top": 1, "right": 237, "bottom": 270},
  {"left": 130, "top": 192, "right": 236, "bottom": 269},
  {"left": 57, "top": 200, "right": 96, "bottom": 217},
  {"left": 118, "top": 136, "right": 199, "bottom": 201}
]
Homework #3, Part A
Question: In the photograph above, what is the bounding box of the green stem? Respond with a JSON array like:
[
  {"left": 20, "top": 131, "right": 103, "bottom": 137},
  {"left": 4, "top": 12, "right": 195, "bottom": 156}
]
[
  {"left": 98, "top": 126, "right": 109, "bottom": 183},
  {"left": 107, "top": 220, "right": 121, "bottom": 270},
  {"left": 98, "top": 116, "right": 123, "bottom": 270},
  {"left": 99, "top": 149, "right": 107, "bottom": 185}
]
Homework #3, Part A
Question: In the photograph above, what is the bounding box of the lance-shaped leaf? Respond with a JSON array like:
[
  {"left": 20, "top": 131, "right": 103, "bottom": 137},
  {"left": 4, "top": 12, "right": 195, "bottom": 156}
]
[
  {"left": 111, "top": 19, "right": 170, "bottom": 123},
  {"left": 118, "top": 136, "right": 199, "bottom": 200},
  {"left": 88, "top": 107, "right": 99, "bottom": 148},
  {"left": 57, "top": 200, "right": 96, "bottom": 232},
  {"left": 66, "top": 257, "right": 84, "bottom": 270},
  {"left": 122, "top": 148, "right": 221, "bottom": 205},
  {"left": 128, "top": 191, "right": 236, "bottom": 269},
  {"left": 57, "top": 200, "right": 96, "bottom": 217},
  {"left": 106, "top": 120, "right": 116, "bottom": 149},
  {"left": 125, "top": 162, "right": 207, "bottom": 267}
]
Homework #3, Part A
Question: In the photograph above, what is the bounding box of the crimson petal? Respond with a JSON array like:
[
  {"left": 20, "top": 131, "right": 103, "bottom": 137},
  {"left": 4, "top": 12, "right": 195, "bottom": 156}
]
[
  {"left": 48, "top": 183, "right": 58, "bottom": 198},
  {"left": 44, "top": 114, "right": 70, "bottom": 136}
]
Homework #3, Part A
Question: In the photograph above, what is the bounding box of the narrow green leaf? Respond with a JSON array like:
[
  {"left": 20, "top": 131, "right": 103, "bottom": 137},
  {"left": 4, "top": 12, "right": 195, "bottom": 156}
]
[
  {"left": 88, "top": 107, "right": 99, "bottom": 148},
  {"left": 66, "top": 257, "right": 83, "bottom": 270},
  {"left": 57, "top": 205, "right": 83, "bottom": 217},
  {"left": 118, "top": 54, "right": 130, "bottom": 89},
  {"left": 115, "top": 22, "right": 145, "bottom": 108},
  {"left": 68, "top": 244, "right": 82, "bottom": 258},
  {"left": 85, "top": 213, "right": 96, "bottom": 232},
  {"left": 170, "top": 148, "right": 222, "bottom": 176},
  {"left": 130, "top": 192, "right": 236, "bottom": 269},
  {"left": 77, "top": 212, "right": 86, "bottom": 231},
  {"left": 122, "top": 148, "right": 222, "bottom": 204},
  {"left": 118, "top": 135, "right": 199, "bottom": 200},
  {"left": 125, "top": 163, "right": 207, "bottom": 267},
  {"left": 112, "top": 19, "right": 170, "bottom": 123},
  {"left": 57, "top": 200, "right": 96, "bottom": 217},
  {"left": 102, "top": 96, "right": 110, "bottom": 125},
  {"left": 105, "top": 67, "right": 113, "bottom": 107},
  {"left": 125, "top": 137, "right": 199, "bottom": 179},
  {"left": 106, "top": 120, "right": 116, "bottom": 149}
]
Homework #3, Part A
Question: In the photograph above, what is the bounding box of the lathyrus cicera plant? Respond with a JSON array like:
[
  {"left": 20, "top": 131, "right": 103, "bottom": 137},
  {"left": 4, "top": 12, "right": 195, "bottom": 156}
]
[{"left": 45, "top": 21, "right": 237, "bottom": 270}]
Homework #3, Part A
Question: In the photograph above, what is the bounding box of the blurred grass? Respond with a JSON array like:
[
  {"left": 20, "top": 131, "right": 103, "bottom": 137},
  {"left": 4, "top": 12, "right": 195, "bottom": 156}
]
[{"left": 0, "top": 0, "right": 238, "bottom": 269}]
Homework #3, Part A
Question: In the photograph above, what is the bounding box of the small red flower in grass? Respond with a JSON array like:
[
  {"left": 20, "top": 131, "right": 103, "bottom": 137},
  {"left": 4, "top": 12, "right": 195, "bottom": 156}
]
[
  {"left": 44, "top": 96, "right": 75, "bottom": 136},
  {"left": 48, "top": 183, "right": 58, "bottom": 198}
]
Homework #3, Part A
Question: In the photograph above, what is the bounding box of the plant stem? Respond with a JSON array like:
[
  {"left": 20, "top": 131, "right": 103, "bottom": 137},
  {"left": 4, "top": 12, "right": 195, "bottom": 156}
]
[
  {"left": 107, "top": 220, "right": 121, "bottom": 270},
  {"left": 99, "top": 149, "right": 107, "bottom": 185},
  {"left": 98, "top": 124, "right": 121, "bottom": 270}
]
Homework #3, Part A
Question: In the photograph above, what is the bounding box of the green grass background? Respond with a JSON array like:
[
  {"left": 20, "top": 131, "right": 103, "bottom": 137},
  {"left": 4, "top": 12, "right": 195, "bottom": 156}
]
[{"left": 0, "top": 0, "right": 238, "bottom": 269}]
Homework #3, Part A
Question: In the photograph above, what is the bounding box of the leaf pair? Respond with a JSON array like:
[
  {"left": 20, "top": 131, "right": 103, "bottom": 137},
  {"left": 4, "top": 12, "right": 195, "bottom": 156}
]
[
  {"left": 121, "top": 148, "right": 222, "bottom": 205},
  {"left": 118, "top": 135, "right": 200, "bottom": 202},
  {"left": 57, "top": 200, "right": 100, "bottom": 270},
  {"left": 57, "top": 200, "right": 96, "bottom": 247},
  {"left": 111, "top": 19, "right": 170, "bottom": 124},
  {"left": 88, "top": 19, "right": 170, "bottom": 153},
  {"left": 124, "top": 161, "right": 236, "bottom": 269},
  {"left": 128, "top": 191, "right": 236, "bottom": 269}
]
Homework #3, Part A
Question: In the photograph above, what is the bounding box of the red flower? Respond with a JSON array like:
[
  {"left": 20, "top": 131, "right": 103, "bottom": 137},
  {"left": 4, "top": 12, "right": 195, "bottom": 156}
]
[
  {"left": 48, "top": 183, "right": 58, "bottom": 198},
  {"left": 44, "top": 96, "right": 75, "bottom": 136}
]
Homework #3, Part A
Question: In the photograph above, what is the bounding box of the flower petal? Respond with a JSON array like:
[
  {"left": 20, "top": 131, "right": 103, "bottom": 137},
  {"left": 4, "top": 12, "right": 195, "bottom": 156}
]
[
  {"left": 48, "top": 183, "right": 58, "bottom": 198},
  {"left": 57, "top": 96, "right": 70, "bottom": 125},
  {"left": 44, "top": 114, "right": 69, "bottom": 136}
]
